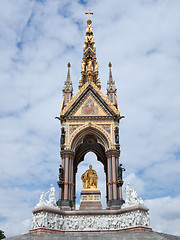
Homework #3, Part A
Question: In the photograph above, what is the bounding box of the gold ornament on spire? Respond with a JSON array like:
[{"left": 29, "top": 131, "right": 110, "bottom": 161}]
[
  {"left": 79, "top": 10, "right": 101, "bottom": 89},
  {"left": 85, "top": 9, "right": 93, "bottom": 25}
]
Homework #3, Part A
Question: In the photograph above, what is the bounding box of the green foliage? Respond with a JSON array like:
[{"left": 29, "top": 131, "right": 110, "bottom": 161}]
[{"left": 0, "top": 230, "right": 6, "bottom": 239}]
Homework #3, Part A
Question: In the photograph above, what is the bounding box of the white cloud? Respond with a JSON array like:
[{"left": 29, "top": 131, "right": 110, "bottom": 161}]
[
  {"left": 0, "top": 0, "right": 180, "bottom": 237},
  {"left": 0, "top": 187, "right": 37, "bottom": 237},
  {"left": 145, "top": 195, "right": 180, "bottom": 236},
  {"left": 124, "top": 173, "right": 145, "bottom": 195}
]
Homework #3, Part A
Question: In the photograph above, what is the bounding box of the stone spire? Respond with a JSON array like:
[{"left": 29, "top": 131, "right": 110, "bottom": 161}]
[
  {"left": 63, "top": 62, "right": 73, "bottom": 106},
  {"left": 79, "top": 10, "right": 101, "bottom": 89},
  {"left": 107, "top": 62, "right": 117, "bottom": 106}
]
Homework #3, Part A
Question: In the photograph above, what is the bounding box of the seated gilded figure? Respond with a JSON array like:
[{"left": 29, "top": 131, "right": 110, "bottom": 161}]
[{"left": 81, "top": 165, "right": 98, "bottom": 189}]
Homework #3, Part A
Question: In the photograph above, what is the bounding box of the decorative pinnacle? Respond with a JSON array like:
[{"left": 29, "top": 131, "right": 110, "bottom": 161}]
[
  {"left": 66, "top": 62, "right": 71, "bottom": 83},
  {"left": 85, "top": 9, "right": 93, "bottom": 25},
  {"left": 107, "top": 62, "right": 116, "bottom": 93},
  {"left": 108, "top": 62, "right": 113, "bottom": 82}
]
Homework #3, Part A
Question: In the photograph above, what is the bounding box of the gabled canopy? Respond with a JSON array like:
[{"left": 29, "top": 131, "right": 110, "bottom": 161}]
[{"left": 60, "top": 81, "right": 120, "bottom": 117}]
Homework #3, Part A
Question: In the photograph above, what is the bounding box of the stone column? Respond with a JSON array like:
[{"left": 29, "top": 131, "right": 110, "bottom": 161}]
[
  {"left": 106, "top": 149, "right": 123, "bottom": 209},
  {"left": 115, "top": 156, "right": 119, "bottom": 199},
  {"left": 107, "top": 156, "right": 111, "bottom": 201},
  {"left": 57, "top": 150, "right": 74, "bottom": 210},
  {"left": 59, "top": 186, "right": 62, "bottom": 201},
  {"left": 68, "top": 157, "right": 71, "bottom": 200},
  {"left": 119, "top": 185, "right": 123, "bottom": 199},
  {"left": 70, "top": 157, "right": 74, "bottom": 202},
  {"left": 73, "top": 172, "right": 76, "bottom": 209},
  {"left": 112, "top": 155, "right": 117, "bottom": 200},
  {"left": 64, "top": 155, "right": 69, "bottom": 200}
]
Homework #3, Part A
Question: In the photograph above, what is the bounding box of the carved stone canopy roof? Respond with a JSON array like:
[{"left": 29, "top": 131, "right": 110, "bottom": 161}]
[{"left": 60, "top": 81, "right": 120, "bottom": 117}]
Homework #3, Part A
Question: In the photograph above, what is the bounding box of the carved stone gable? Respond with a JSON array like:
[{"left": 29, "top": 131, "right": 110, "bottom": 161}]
[
  {"left": 61, "top": 84, "right": 119, "bottom": 118},
  {"left": 73, "top": 93, "right": 108, "bottom": 117}
]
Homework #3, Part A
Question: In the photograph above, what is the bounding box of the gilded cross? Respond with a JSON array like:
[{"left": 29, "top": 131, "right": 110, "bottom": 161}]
[{"left": 85, "top": 9, "right": 93, "bottom": 20}]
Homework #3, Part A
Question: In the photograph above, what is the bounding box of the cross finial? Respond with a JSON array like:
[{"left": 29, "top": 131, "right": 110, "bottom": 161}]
[{"left": 85, "top": 9, "right": 93, "bottom": 22}]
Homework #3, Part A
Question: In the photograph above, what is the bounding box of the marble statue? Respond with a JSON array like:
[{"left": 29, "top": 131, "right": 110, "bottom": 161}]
[
  {"left": 81, "top": 165, "right": 98, "bottom": 189},
  {"left": 35, "top": 192, "right": 47, "bottom": 208},
  {"left": 122, "top": 183, "right": 144, "bottom": 208},
  {"left": 47, "top": 184, "right": 56, "bottom": 207},
  {"left": 35, "top": 184, "right": 58, "bottom": 209}
]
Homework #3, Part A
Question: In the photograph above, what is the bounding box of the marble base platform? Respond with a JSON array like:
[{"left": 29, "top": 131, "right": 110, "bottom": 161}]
[
  {"left": 29, "top": 204, "right": 152, "bottom": 234},
  {"left": 79, "top": 188, "right": 102, "bottom": 210}
]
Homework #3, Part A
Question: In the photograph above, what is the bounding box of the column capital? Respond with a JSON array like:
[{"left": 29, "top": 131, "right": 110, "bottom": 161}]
[
  {"left": 105, "top": 149, "right": 120, "bottom": 158},
  {"left": 61, "top": 150, "right": 75, "bottom": 159}
]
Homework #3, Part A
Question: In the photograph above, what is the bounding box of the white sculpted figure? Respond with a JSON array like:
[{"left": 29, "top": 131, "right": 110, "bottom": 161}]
[
  {"left": 47, "top": 184, "right": 56, "bottom": 207},
  {"left": 35, "top": 192, "right": 47, "bottom": 208},
  {"left": 35, "top": 192, "right": 48, "bottom": 208},
  {"left": 34, "top": 184, "right": 57, "bottom": 209},
  {"left": 122, "top": 183, "right": 145, "bottom": 208}
]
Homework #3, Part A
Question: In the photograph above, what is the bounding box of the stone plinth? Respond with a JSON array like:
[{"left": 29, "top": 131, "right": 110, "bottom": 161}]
[
  {"left": 79, "top": 188, "right": 102, "bottom": 210},
  {"left": 29, "top": 204, "right": 152, "bottom": 234}
]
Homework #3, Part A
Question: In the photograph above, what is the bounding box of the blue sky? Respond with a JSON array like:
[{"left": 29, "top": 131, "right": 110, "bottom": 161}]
[{"left": 0, "top": 0, "right": 180, "bottom": 237}]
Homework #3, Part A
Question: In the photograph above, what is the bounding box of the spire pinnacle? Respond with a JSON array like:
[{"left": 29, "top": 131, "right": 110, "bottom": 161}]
[
  {"left": 79, "top": 11, "right": 101, "bottom": 89},
  {"left": 85, "top": 9, "right": 93, "bottom": 25},
  {"left": 62, "top": 62, "right": 73, "bottom": 106},
  {"left": 107, "top": 62, "right": 117, "bottom": 106},
  {"left": 66, "top": 62, "right": 71, "bottom": 82},
  {"left": 108, "top": 62, "right": 113, "bottom": 81}
]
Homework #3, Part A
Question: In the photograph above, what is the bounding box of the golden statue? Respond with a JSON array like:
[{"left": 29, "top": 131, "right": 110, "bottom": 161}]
[
  {"left": 95, "top": 61, "right": 99, "bottom": 71},
  {"left": 81, "top": 165, "right": 98, "bottom": 189},
  {"left": 81, "top": 61, "right": 86, "bottom": 72},
  {"left": 88, "top": 60, "right": 92, "bottom": 72}
]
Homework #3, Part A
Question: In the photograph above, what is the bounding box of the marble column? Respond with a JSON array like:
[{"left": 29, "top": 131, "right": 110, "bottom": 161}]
[
  {"left": 119, "top": 185, "right": 123, "bottom": 199},
  {"left": 112, "top": 155, "right": 117, "bottom": 200},
  {"left": 107, "top": 156, "right": 111, "bottom": 201},
  {"left": 70, "top": 157, "right": 74, "bottom": 202},
  {"left": 64, "top": 155, "right": 69, "bottom": 200},
  {"left": 57, "top": 151, "right": 74, "bottom": 209}
]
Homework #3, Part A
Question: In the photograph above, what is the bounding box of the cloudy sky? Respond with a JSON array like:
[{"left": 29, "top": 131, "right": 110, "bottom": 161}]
[{"left": 0, "top": 0, "right": 180, "bottom": 237}]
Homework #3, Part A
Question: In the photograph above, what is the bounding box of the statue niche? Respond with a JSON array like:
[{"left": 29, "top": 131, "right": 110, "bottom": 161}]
[
  {"left": 81, "top": 165, "right": 98, "bottom": 189},
  {"left": 80, "top": 165, "right": 102, "bottom": 210}
]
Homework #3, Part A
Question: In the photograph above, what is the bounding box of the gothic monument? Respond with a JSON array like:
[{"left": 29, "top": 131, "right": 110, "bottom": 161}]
[{"left": 29, "top": 10, "right": 152, "bottom": 234}]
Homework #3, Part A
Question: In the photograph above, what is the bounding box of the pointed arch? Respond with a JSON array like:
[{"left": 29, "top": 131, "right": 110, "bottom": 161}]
[{"left": 68, "top": 123, "right": 113, "bottom": 152}]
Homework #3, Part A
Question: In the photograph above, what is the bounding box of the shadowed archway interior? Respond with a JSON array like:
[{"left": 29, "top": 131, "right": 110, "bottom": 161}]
[{"left": 76, "top": 151, "right": 106, "bottom": 209}]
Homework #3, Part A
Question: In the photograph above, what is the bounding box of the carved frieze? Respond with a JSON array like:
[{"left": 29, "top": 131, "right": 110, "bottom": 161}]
[{"left": 31, "top": 209, "right": 150, "bottom": 231}]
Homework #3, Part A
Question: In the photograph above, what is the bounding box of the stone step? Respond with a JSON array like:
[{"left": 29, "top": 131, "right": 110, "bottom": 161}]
[{"left": 6, "top": 232, "right": 180, "bottom": 240}]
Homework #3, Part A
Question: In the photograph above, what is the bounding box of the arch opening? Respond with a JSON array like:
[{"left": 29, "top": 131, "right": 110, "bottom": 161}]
[
  {"left": 58, "top": 125, "right": 123, "bottom": 210},
  {"left": 75, "top": 151, "right": 106, "bottom": 209},
  {"left": 70, "top": 126, "right": 111, "bottom": 153}
]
